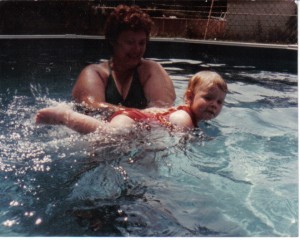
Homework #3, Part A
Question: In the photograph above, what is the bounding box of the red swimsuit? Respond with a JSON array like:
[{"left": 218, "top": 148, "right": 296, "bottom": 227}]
[{"left": 109, "top": 105, "right": 198, "bottom": 128}]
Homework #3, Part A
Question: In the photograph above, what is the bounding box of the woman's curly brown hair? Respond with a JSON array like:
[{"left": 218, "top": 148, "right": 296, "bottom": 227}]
[{"left": 104, "top": 5, "right": 153, "bottom": 44}]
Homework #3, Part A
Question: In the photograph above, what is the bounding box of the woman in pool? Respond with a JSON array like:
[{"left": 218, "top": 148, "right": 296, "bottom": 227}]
[
  {"left": 72, "top": 4, "right": 175, "bottom": 112},
  {"left": 36, "top": 71, "right": 227, "bottom": 134}
]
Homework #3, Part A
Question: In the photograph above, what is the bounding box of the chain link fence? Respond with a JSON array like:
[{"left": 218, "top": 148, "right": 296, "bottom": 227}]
[
  {"left": 92, "top": 0, "right": 298, "bottom": 44},
  {"left": 0, "top": 0, "right": 297, "bottom": 44},
  {"left": 142, "top": 0, "right": 297, "bottom": 44},
  {"left": 221, "top": 0, "right": 297, "bottom": 43}
]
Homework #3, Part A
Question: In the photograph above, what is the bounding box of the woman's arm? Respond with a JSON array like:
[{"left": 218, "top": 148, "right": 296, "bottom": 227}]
[
  {"left": 141, "top": 61, "right": 176, "bottom": 108},
  {"left": 72, "top": 65, "right": 106, "bottom": 108}
]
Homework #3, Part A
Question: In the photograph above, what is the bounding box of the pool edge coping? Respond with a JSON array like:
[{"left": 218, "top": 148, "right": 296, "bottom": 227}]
[{"left": 0, "top": 34, "right": 297, "bottom": 51}]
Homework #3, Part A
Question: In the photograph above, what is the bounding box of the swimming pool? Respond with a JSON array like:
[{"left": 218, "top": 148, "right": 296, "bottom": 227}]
[{"left": 0, "top": 38, "right": 298, "bottom": 237}]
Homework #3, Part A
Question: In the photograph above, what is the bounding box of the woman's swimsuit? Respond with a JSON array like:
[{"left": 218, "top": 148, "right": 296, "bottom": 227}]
[
  {"left": 105, "top": 64, "right": 148, "bottom": 109},
  {"left": 109, "top": 105, "right": 198, "bottom": 129}
]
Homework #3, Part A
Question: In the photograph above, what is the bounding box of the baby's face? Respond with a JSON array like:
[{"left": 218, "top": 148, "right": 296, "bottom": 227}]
[{"left": 190, "top": 85, "right": 226, "bottom": 121}]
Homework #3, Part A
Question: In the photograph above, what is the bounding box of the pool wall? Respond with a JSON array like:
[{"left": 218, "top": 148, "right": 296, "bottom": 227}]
[{"left": 0, "top": 36, "right": 297, "bottom": 74}]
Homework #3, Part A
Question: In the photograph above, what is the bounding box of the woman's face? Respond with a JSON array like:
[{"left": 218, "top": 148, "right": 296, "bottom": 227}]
[
  {"left": 112, "top": 30, "right": 147, "bottom": 68},
  {"left": 190, "top": 85, "right": 226, "bottom": 122}
]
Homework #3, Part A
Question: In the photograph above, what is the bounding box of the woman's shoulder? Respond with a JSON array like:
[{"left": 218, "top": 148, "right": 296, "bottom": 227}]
[
  {"left": 138, "top": 59, "right": 166, "bottom": 77},
  {"left": 83, "top": 62, "right": 108, "bottom": 72},
  {"left": 141, "top": 58, "right": 162, "bottom": 66},
  {"left": 139, "top": 58, "right": 164, "bottom": 71},
  {"left": 73, "top": 62, "right": 110, "bottom": 90},
  {"left": 80, "top": 62, "right": 110, "bottom": 79}
]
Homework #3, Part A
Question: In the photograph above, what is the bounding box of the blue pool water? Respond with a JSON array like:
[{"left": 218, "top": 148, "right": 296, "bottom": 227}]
[{"left": 0, "top": 39, "right": 298, "bottom": 237}]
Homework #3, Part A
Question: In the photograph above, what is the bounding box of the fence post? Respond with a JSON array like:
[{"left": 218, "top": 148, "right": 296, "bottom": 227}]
[{"left": 204, "top": 0, "right": 215, "bottom": 40}]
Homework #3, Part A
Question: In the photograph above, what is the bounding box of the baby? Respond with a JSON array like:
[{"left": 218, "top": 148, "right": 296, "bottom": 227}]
[{"left": 36, "top": 71, "right": 228, "bottom": 134}]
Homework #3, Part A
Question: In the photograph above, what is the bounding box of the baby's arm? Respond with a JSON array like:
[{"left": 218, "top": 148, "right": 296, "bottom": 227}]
[
  {"left": 36, "top": 105, "right": 102, "bottom": 134},
  {"left": 168, "top": 110, "right": 194, "bottom": 129},
  {"left": 36, "top": 104, "right": 136, "bottom": 134}
]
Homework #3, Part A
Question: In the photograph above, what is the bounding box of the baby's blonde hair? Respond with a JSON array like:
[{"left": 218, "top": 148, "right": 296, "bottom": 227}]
[{"left": 184, "top": 71, "right": 228, "bottom": 103}]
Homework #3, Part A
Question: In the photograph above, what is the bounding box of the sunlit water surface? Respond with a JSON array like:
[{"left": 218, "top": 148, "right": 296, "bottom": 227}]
[{"left": 0, "top": 43, "right": 298, "bottom": 237}]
